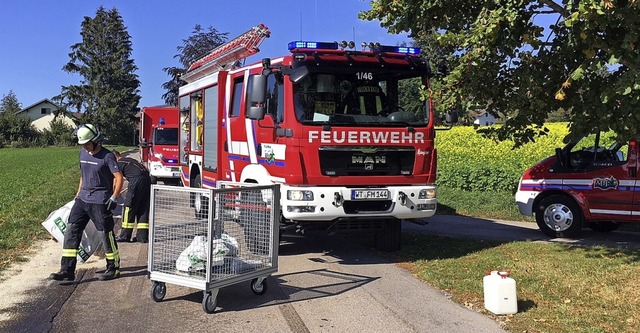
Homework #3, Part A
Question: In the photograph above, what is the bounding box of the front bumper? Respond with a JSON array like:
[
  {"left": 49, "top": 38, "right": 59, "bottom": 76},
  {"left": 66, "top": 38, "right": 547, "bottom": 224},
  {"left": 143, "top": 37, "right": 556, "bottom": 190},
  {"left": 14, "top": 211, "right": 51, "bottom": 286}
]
[
  {"left": 281, "top": 185, "right": 437, "bottom": 221},
  {"left": 149, "top": 161, "right": 181, "bottom": 179},
  {"left": 515, "top": 190, "right": 539, "bottom": 216}
]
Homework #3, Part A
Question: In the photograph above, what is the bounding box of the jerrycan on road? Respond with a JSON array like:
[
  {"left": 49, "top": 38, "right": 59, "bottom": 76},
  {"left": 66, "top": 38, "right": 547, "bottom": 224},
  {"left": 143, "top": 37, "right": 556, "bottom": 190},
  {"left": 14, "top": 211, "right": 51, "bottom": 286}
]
[{"left": 483, "top": 270, "right": 518, "bottom": 315}]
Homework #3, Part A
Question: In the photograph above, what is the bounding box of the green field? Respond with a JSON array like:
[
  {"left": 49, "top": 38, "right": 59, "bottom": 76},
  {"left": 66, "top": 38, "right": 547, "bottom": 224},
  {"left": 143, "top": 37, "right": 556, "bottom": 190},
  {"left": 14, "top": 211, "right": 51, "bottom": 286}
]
[{"left": 0, "top": 146, "right": 127, "bottom": 270}]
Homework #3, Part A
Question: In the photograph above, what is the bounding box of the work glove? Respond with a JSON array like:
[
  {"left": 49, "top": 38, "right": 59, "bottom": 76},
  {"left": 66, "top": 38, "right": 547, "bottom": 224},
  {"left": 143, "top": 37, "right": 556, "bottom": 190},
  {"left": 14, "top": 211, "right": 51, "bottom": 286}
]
[{"left": 105, "top": 196, "right": 117, "bottom": 211}]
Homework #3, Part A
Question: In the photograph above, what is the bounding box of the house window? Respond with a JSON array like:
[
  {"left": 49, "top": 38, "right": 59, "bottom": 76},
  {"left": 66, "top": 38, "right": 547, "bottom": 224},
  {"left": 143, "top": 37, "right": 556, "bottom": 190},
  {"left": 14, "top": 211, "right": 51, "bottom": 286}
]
[{"left": 41, "top": 108, "right": 51, "bottom": 115}]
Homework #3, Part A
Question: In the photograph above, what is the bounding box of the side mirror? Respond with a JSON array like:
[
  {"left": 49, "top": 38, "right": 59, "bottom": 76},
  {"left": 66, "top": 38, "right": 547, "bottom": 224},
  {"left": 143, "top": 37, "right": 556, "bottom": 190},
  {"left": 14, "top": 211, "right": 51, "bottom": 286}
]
[
  {"left": 247, "top": 74, "right": 267, "bottom": 120},
  {"left": 445, "top": 110, "right": 458, "bottom": 124},
  {"left": 140, "top": 138, "right": 149, "bottom": 148}
]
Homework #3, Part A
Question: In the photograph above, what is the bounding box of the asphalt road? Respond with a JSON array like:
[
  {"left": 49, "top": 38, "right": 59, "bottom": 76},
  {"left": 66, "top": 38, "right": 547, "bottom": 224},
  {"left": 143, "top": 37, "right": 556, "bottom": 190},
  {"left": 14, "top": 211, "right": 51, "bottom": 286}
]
[{"left": 412, "top": 215, "right": 640, "bottom": 250}]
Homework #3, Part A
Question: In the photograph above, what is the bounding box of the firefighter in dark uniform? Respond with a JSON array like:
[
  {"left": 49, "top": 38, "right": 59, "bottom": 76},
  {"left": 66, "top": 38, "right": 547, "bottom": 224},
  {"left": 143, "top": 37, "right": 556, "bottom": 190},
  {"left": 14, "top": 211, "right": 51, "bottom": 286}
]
[
  {"left": 113, "top": 150, "right": 151, "bottom": 243},
  {"left": 49, "top": 124, "right": 123, "bottom": 281}
]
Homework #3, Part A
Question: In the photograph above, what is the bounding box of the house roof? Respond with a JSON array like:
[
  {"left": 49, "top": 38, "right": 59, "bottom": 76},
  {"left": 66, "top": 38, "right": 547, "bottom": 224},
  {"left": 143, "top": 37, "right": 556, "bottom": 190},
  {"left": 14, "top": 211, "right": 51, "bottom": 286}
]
[{"left": 17, "top": 98, "right": 61, "bottom": 114}]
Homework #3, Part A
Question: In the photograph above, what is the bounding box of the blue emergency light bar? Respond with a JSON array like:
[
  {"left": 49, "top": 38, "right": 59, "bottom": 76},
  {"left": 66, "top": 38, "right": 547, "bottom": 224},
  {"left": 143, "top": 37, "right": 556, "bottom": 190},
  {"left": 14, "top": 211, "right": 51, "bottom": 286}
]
[
  {"left": 288, "top": 40, "right": 420, "bottom": 55},
  {"left": 159, "top": 117, "right": 165, "bottom": 125},
  {"left": 379, "top": 45, "right": 421, "bottom": 55},
  {"left": 288, "top": 41, "right": 339, "bottom": 50}
]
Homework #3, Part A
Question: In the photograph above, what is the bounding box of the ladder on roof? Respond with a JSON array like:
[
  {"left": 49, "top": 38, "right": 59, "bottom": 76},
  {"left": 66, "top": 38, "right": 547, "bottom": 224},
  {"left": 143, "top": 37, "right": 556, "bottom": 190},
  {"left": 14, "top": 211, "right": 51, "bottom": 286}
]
[{"left": 181, "top": 23, "right": 271, "bottom": 83}]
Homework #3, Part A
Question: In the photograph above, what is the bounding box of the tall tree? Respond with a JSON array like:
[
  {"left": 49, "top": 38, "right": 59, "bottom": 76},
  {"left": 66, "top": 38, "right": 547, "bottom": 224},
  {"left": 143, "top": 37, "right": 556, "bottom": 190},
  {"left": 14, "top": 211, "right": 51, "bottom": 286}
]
[
  {"left": 162, "top": 25, "right": 228, "bottom": 106},
  {"left": 361, "top": 1, "right": 640, "bottom": 146},
  {"left": 57, "top": 6, "right": 141, "bottom": 145},
  {"left": 0, "top": 92, "right": 38, "bottom": 145},
  {"left": 0, "top": 91, "right": 22, "bottom": 114}
]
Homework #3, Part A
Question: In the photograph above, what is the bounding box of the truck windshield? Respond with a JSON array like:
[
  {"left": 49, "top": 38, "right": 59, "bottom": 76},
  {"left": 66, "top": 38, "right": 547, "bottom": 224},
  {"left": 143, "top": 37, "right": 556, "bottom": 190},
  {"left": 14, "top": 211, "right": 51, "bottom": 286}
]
[
  {"left": 293, "top": 68, "right": 430, "bottom": 127},
  {"left": 153, "top": 128, "right": 178, "bottom": 145}
]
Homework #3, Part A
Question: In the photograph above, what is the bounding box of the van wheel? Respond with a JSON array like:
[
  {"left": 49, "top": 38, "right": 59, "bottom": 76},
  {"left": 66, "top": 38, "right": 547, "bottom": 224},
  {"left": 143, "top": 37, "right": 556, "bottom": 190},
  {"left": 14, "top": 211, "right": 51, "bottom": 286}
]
[
  {"left": 536, "top": 195, "right": 583, "bottom": 238},
  {"left": 375, "top": 219, "right": 401, "bottom": 252},
  {"left": 193, "top": 174, "right": 209, "bottom": 219},
  {"left": 588, "top": 221, "right": 620, "bottom": 232}
]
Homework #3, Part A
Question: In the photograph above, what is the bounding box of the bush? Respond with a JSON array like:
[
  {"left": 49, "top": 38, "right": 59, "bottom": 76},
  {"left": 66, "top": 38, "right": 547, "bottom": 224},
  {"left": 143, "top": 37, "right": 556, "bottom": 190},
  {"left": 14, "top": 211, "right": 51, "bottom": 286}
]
[{"left": 436, "top": 123, "right": 570, "bottom": 192}]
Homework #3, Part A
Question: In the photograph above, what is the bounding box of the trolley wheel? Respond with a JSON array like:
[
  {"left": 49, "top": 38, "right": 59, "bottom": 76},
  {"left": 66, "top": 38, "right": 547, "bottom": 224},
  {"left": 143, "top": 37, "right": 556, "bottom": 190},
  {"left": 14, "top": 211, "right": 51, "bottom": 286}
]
[
  {"left": 251, "top": 277, "right": 268, "bottom": 295},
  {"left": 202, "top": 291, "right": 217, "bottom": 314},
  {"left": 151, "top": 281, "right": 166, "bottom": 302}
]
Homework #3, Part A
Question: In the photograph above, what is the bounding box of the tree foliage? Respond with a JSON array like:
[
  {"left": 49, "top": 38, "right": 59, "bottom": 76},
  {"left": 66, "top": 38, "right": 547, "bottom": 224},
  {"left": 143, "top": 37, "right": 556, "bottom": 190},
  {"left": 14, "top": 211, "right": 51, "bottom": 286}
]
[
  {"left": 361, "top": 0, "right": 640, "bottom": 146},
  {"left": 0, "top": 91, "right": 22, "bottom": 114},
  {"left": 162, "top": 25, "right": 228, "bottom": 106},
  {"left": 56, "top": 6, "right": 141, "bottom": 145}
]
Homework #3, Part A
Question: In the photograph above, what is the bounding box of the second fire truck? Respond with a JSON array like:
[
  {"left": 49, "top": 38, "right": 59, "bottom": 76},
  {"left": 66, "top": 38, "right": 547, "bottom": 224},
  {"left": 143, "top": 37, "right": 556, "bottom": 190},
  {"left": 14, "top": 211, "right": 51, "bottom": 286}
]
[{"left": 177, "top": 24, "right": 449, "bottom": 251}]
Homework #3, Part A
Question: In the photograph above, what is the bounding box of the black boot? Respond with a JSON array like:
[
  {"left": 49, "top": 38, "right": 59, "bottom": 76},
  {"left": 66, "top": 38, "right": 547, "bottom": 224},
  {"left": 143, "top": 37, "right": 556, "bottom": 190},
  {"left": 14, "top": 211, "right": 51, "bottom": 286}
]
[
  {"left": 49, "top": 270, "right": 75, "bottom": 281},
  {"left": 98, "top": 267, "right": 120, "bottom": 281},
  {"left": 115, "top": 229, "right": 133, "bottom": 242},
  {"left": 134, "top": 229, "right": 148, "bottom": 243}
]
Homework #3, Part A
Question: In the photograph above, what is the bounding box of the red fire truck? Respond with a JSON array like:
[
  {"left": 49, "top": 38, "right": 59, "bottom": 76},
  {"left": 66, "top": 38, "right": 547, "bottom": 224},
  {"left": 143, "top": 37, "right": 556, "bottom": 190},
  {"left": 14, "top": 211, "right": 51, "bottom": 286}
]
[
  {"left": 516, "top": 131, "right": 634, "bottom": 237},
  {"left": 177, "top": 24, "right": 450, "bottom": 251},
  {"left": 139, "top": 106, "right": 181, "bottom": 184}
]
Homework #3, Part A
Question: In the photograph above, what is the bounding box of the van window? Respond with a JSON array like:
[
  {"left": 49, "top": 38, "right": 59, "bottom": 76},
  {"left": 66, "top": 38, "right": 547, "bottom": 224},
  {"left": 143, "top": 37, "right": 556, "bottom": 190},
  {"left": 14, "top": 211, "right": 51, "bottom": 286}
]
[{"left": 569, "top": 134, "right": 627, "bottom": 169}]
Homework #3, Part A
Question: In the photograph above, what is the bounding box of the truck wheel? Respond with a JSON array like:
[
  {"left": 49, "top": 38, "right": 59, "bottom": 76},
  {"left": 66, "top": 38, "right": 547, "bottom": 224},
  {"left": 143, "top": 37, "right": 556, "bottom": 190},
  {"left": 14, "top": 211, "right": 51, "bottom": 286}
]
[
  {"left": 193, "top": 174, "right": 209, "bottom": 219},
  {"left": 375, "top": 219, "right": 401, "bottom": 252},
  {"left": 536, "top": 195, "right": 583, "bottom": 238},
  {"left": 588, "top": 221, "right": 620, "bottom": 232}
]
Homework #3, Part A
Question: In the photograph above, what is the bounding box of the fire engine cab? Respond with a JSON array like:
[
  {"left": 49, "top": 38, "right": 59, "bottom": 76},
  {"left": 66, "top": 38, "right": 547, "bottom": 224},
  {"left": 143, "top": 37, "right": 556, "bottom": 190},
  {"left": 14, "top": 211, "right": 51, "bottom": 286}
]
[
  {"left": 139, "top": 106, "right": 181, "bottom": 184},
  {"left": 177, "top": 24, "right": 448, "bottom": 251},
  {"left": 516, "top": 131, "right": 635, "bottom": 237}
]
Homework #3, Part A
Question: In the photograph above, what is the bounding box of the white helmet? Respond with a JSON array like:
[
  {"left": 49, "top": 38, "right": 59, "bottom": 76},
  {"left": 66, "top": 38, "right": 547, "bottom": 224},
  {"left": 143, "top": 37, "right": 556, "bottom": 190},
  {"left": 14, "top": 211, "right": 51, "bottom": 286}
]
[{"left": 76, "top": 124, "right": 100, "bottom": 144}]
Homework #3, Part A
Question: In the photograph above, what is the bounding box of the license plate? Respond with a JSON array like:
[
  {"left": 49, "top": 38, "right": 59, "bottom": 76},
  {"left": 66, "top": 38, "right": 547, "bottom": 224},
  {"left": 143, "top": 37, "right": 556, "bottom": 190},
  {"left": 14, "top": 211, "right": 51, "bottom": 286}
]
[
  {"left": 172, "top": 172, "right": 181, "bottom": 177},
  {"left": 351, "top": 189, "right": 389, "bottom": 200}
]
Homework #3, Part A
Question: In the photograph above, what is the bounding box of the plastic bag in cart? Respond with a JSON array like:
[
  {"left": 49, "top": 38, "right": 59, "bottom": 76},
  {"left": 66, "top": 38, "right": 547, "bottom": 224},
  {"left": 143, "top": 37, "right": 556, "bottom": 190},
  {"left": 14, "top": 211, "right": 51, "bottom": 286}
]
[
  {"left": 41, "top": 200, "right": 103, "bottom": 263},
  {"left": 176, "top": 236, "right": 230, "bottom": 272}
]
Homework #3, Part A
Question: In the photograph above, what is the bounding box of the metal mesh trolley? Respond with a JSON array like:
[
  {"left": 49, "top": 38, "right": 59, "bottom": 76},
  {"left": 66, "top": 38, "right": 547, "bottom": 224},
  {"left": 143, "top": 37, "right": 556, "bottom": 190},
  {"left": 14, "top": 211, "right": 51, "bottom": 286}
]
[{"left": 147, "top": 182, "right": 280, "bottom": 313}]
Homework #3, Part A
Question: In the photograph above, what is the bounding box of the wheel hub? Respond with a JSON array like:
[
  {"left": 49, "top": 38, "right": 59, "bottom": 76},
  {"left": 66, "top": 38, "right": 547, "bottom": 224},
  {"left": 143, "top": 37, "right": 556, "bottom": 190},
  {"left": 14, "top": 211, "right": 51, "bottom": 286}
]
[{"left": 543, "top": 203, "right": 573, "bottom": 231}]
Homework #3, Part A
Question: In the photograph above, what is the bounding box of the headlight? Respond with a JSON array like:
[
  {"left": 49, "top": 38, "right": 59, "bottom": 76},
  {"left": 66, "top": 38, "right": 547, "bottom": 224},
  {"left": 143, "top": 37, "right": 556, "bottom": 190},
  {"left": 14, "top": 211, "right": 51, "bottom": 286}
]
[
  {"left": 287, "top": 190, "right": 314, "bottom": 201},
  {"left": 419, "top": 189, "right": 436, "bottom": 199}
]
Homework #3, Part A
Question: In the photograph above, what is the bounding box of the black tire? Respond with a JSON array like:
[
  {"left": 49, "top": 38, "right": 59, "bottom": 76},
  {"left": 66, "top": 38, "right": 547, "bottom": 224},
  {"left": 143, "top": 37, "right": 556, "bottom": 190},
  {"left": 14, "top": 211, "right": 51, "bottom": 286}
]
[
  {"left": 202, "top": 291, "right": 217, "bottom": 314},
  {"left": 151, "top": 281, "right": 166, "bottom": 302},
  {"left": 375, "top": 219, "right": 401, "bottom": 252},
  {"left": 535, "top": 195, "right": 583, "bottom": 238},
  {"left": 251, "top": 278, "right": 268, "bottom": 295},
  {"left": 589, "top": 221, "right": 620, "bottom": 232},
  {"left": 192, "top": 174, "right": 209, "bottom": 219}
]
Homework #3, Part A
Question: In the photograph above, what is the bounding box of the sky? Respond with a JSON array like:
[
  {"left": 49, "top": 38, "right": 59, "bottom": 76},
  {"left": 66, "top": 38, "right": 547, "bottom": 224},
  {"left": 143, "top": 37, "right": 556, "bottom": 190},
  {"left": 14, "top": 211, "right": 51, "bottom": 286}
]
[{"left": 0, "top": 0, "right": 410, "bottom": 110}]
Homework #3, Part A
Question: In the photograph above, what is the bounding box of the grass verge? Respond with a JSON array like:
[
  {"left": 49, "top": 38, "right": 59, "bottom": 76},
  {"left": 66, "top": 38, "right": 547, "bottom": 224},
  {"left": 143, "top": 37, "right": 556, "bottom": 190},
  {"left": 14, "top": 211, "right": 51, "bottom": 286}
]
[
  {"left": 386, "top": 233, "right": 640, "bottom": 333},
  {"left": 436, "top": 186, "right": 533, "bottom": 222}
]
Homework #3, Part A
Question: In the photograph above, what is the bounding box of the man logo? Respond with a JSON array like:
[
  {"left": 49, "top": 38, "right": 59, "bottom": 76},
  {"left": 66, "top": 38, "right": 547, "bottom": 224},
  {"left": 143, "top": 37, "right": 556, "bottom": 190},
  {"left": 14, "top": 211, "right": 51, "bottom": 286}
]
[{"left": 365, "top": 164, "right": 374, "bottom": 170}]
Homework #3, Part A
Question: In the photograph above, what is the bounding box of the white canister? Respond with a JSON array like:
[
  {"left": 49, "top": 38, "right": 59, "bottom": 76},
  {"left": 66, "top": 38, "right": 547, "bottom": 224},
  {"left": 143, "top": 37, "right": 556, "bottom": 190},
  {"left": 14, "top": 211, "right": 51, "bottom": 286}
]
[{"left": 483, "top": 270, "right": 518, "bottom": 315}]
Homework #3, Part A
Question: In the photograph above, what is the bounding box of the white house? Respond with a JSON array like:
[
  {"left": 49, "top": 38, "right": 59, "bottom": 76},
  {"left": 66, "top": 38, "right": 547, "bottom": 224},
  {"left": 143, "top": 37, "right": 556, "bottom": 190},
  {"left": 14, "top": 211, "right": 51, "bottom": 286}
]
[
  {"left": 16, "top": 98, "right": 77, "bottom": 131},
  {"left": 473, "top": 111, "right": 496, "bottom": 126}
]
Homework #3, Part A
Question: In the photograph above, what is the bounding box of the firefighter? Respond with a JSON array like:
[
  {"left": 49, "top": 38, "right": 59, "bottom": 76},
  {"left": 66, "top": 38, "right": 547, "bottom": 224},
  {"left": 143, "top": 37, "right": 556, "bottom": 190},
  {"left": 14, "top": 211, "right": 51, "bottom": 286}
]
[
  {"left": 49, "top": 124, "right": 124, "bottom": 281},
  {"left": 113, "top": 150, "right": 151, "bottom": 243}
]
